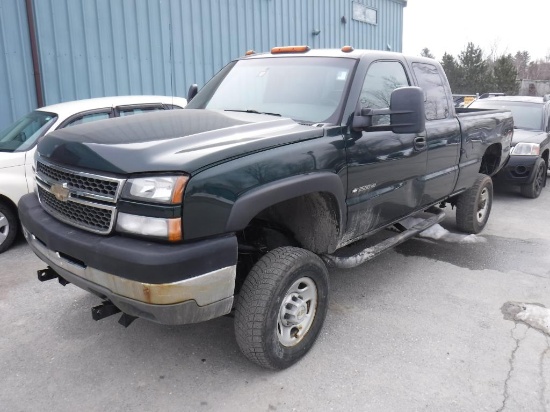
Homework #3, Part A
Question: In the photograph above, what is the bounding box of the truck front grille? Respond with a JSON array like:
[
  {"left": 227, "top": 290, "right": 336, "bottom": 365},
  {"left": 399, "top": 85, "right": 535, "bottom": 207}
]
[
  {"left": 35, "top": 159, "right": 125, "bottom": 235},
  {"left": 37, "top": 161, "right": 119, "bottom": 197},
  {"left": 37, "top": 186, "right": 114, "bottom": 233}
]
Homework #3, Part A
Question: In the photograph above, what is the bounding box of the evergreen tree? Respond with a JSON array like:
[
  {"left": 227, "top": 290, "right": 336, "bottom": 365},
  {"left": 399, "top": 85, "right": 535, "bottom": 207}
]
[
  {"left": 421, "top": 48, "right": 435, "bottom": 59},
  {"left": 493, "top": 54, "right": 518, "bottom": 95},
  {"left": 458, "top": 43, "right": 490, "bottom": 94},
  {"left": 440, "top": 52, "right": 463, "bottom": 93}
]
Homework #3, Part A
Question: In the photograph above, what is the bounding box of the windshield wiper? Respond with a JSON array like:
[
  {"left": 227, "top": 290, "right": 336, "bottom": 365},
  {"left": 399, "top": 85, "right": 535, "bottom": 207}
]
[{"left": 225, "top": 109, "right": 281, "bottom": 117}]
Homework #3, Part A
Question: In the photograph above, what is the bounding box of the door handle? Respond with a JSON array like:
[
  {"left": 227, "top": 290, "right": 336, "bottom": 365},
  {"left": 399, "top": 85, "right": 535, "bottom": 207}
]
[{"left": 414, "top": 136, "right": 427, "bottom": 151}]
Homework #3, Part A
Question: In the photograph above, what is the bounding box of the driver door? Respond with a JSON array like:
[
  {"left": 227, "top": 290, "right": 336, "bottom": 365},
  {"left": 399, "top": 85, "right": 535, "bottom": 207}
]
[{"left": 344, "top": 60, "right": 428, "bottom": 242}]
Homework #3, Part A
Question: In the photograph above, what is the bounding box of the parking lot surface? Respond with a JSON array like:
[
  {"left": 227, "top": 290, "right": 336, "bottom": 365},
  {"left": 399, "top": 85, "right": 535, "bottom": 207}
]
[{"left": 1, "top": 183, "right": 549, "bottom": 411}]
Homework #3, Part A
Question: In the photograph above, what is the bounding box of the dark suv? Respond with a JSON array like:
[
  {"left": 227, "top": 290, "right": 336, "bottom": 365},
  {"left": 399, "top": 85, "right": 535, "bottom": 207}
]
[{"left": 469, "top": 96, "right": 549, "bottom": 198}]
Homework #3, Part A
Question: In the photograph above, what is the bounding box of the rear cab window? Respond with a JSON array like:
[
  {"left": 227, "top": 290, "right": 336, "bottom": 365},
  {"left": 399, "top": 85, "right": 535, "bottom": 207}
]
[{"left": 411, "top": 62, "right": 451, "bottom": 121}]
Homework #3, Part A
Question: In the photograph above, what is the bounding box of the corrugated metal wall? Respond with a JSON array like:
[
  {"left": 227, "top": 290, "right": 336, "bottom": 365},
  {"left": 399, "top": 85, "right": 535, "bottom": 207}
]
[
  {"left": 0, "top": 0, "right": 405, "bottom": 129},
  {"left": 0, "top": 0, "right": 37, "bottom": 131}
]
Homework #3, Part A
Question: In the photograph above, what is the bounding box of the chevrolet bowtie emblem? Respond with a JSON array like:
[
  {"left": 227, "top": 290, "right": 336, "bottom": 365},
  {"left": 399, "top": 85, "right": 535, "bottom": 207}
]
[{"left": 51, "top": 183, "right": 70, "bottom": 202}]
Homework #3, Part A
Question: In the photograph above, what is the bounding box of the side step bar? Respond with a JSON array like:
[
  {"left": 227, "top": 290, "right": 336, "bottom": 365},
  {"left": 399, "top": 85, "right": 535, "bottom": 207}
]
[{"left": 322, "top": 208, "right": 446, "bottom": 269}]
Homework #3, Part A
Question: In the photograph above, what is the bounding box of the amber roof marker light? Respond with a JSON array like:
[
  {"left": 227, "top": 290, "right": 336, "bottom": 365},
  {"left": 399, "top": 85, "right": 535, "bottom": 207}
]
[
  {"left": 244, "top": 50, "right": 256, "bottom": 56},
  {"left": 341, "top": 45, "right": 354, "bottom": 53},
  {"left": 271, "top": 45, "right": 311, "bottom": 54}
]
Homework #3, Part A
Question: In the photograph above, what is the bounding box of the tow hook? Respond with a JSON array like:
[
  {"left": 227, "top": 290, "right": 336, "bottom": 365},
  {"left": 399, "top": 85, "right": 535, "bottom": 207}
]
[
  {"left": 91, "top": 301, "right": 137, "bottom": 327},
  {"left": 92, "top": 301, "right": 121, "bottom": 320},
  {"left": 37, "top": 267, "right": 70, "bottom": 286}
]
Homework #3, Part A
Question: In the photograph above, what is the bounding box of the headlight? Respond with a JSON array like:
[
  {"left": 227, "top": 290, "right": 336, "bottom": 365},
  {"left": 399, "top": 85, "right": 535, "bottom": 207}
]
[
  {"left": 118, "top": 175, "right": 188, "bottom": 241},
  {"left": 511, "top": 142, "right": 540, "bottom": 156},
  {"left": 116, "top": 213, "right": 182, "bottom": 241},
  {"left": 122, "top": 175, "right": 188, "bottom": 204}
]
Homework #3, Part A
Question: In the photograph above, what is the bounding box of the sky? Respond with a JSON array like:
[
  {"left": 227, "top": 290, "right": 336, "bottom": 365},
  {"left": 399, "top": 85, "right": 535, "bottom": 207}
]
[{"left": 402, "top": 0, "right": 550, "bottom": 62}]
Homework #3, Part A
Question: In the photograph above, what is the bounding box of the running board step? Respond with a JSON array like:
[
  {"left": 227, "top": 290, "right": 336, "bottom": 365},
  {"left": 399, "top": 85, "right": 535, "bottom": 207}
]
[{"left": 322, "top": 208, "right": 445, "bottom": 269}]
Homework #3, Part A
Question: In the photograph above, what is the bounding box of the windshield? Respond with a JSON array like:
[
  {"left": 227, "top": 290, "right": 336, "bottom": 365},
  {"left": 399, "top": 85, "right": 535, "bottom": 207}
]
[
  {"left": 0, "top": 111, "right": 57, "bottom": 152},
  {"left": 469, "top": 100, "right": 543, "bottom": 130},
  {"left": 186, "top": 56, "right": 356, "bottom": 124}
]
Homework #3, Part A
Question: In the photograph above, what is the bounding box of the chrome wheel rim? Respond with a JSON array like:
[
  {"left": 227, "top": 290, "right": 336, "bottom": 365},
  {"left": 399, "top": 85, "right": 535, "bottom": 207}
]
[
  {"left": 277, "top": 277, "right": 318, "bottom": 347},
  {"left": 476, "top": 187, "right": 489, "bottom": 223},
  {"left": 0, "top": 211, "right": 9, "bottom": 246}
]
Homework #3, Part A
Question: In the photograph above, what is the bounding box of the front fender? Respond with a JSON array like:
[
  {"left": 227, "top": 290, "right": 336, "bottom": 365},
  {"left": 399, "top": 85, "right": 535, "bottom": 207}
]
[
  {"left": 225, "top": 172, "right": 347, "bottom": 233},
  {"left": 0, "top": 164, "right": 30, "bottom": 207}
]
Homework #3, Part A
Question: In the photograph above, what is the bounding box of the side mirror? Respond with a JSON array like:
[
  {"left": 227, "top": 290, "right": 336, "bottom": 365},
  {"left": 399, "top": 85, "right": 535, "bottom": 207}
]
[
  {"left": 352, "top": 86, "right": 426, "bottom": 134},
  {"left": 187, "top": 84, "right": 198, "bottom": 102},
  {"left": 389, "top": 86, "right": 425, "bottom": 134}
]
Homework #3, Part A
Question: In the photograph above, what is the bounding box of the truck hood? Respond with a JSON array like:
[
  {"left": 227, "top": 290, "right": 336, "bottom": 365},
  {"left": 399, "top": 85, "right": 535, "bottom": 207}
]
[
  {"left": 37, "top": 109, "right": 324, "bottom": 175},
  {"left": 511, "top": 129, "right": 547, "bottom": 146}
]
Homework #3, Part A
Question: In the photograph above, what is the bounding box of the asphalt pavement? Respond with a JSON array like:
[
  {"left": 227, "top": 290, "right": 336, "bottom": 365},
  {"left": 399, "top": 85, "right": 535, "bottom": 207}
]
[{"left": 1, "top": 181, "right": 549, "bottom": 411}]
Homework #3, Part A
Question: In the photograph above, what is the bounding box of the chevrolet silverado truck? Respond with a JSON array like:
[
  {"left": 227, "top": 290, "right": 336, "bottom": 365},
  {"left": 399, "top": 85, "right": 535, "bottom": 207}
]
[
  {"left": 468, "top": 95, "right": 549, "bottom": 198},
  {"left": 18, "top": 46, "right": 513, "bottom": 370}
]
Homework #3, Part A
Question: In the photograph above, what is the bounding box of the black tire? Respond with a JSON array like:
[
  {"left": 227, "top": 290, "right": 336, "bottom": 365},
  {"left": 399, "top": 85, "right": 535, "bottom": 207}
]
[
  {"left": 456, "top": 173, "right": 493, "bottom": 234},
  {"left": 0, "top": 202, "right": 18, "bottom": 254},
  {"left": 234, "top": 246, "right": 329, "bottom": 370},
  {"left": 520, "top": 158, "right": 547, "bottom": 199}
]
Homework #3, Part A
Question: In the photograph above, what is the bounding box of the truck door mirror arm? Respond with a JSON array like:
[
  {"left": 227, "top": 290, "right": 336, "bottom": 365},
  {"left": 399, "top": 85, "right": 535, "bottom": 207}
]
[{"left": 352, "top": 86, "right": 426, "bottom": 134}]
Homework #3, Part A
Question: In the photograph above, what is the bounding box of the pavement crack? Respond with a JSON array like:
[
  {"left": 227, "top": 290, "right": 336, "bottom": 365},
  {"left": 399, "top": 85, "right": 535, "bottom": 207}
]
[{"left": 497, "top": 324, "right": 527, "bottom": 412}]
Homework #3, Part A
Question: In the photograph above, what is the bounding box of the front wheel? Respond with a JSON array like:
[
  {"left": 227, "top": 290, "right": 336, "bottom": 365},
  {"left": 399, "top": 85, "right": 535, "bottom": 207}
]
[
  {"left": 0, "top": 202, "right": 18, "bottom": 254},
  {"left": 520, "top": 157, "right": 547, "bottom": 199},
  {"left": 234, "top": 246, "right": 329, "bottom": 370},
  {"left": 456, "top": 173, "right": 493, "bottom": 234}
]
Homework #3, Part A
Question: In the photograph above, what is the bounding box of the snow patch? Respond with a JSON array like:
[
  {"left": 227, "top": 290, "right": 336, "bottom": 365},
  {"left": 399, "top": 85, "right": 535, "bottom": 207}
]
[
  {"left": 399, "top": 218, "right": 487, "bottom": 244},
  {"left": 502, "top": 302, "right": 550, "bottom": 336}
]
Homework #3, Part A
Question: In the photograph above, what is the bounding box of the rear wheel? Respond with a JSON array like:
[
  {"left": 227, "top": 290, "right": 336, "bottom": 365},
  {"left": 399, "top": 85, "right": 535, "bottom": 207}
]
[
  {"left": 234, "top": 246, "right": 329, "bottom": 370},
  {"left": 456, "top": 173, "right": 493, "bottom": 234},
  {"left": 0, "top": 202, "right": 18, "bottom": 253},
  {"left": 520, "top": 158, "right": 546, "bottom": 199}
]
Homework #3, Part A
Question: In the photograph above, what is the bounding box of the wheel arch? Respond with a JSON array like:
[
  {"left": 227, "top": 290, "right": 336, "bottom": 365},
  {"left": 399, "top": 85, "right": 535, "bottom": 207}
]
[
  {"left": 0, "top": 194, "right": 19, "bottom": 216},
  {"left": 480, "top": 143, "right": 503, "bottom": 176},
  {"left": 226, "top": 173, "right": 346, "bottom": 254},
  {"left": 541, "top": 148, "right": 549, "bottom": 167}
]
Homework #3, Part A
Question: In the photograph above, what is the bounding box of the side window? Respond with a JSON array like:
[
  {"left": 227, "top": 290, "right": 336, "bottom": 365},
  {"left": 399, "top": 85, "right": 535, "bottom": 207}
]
[
  {"left": 360, "top": 61, "right": 410, "bottom": 125},
  {"left": 118, "top": 105, "right": 164, "bottom": 117},
  {"left": 65, "top": 111, "right": 110, "bottom": 127},
  {"left": 412, "top": 62, "right": 450, "bottom": 121}
]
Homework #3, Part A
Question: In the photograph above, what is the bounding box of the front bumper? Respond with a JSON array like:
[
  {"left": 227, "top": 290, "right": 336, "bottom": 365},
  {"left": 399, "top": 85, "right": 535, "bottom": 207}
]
[
  {"left": 494, "top": 155, "right": 539, "bottom": 185},
  {"left": 19, "top": 193, "right": 238, "bottom": 325}
]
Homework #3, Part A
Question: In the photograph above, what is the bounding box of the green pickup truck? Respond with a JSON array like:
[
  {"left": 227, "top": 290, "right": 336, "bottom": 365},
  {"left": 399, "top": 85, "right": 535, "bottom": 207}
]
[{"left": 19, "top": 46, "right": 513, "bottom": 369}]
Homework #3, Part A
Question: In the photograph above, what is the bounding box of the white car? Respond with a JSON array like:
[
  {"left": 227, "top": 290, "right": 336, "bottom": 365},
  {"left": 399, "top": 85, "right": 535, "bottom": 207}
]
[{"left": 0, "top": 95, "right": 187, "bottom": 253}]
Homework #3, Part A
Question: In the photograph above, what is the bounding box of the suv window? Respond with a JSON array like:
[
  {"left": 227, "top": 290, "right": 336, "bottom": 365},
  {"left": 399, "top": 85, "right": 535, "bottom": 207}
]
[
  {"left": 66, "top": 111, "right": 111, "bottom": 127},
  {"left": 360, "top": 61, "right": 410, "bottom": 125},
  {"left": 412, "top": 62, "right": 450, "bottom": 121},
  {"left": 118, "top": 105, "right": 164, "bottom": 117},
  {"left": 469, "top": 100, "right": 543, "bottom": 130}
]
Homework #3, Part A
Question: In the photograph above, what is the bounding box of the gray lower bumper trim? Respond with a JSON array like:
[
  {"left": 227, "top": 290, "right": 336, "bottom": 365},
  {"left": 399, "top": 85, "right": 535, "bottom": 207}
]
[{"left": 24, "top": 226, "right": 235, "bottom": 325}]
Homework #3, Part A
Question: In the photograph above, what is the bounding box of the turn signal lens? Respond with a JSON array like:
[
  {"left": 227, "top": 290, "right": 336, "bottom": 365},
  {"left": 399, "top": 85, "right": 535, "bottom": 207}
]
[
  {"left": 271, "top": 45, "right": 310, "bottom": 54},
  {"left": 116, "top": 213, "right": 182, "bottom": 242}
]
